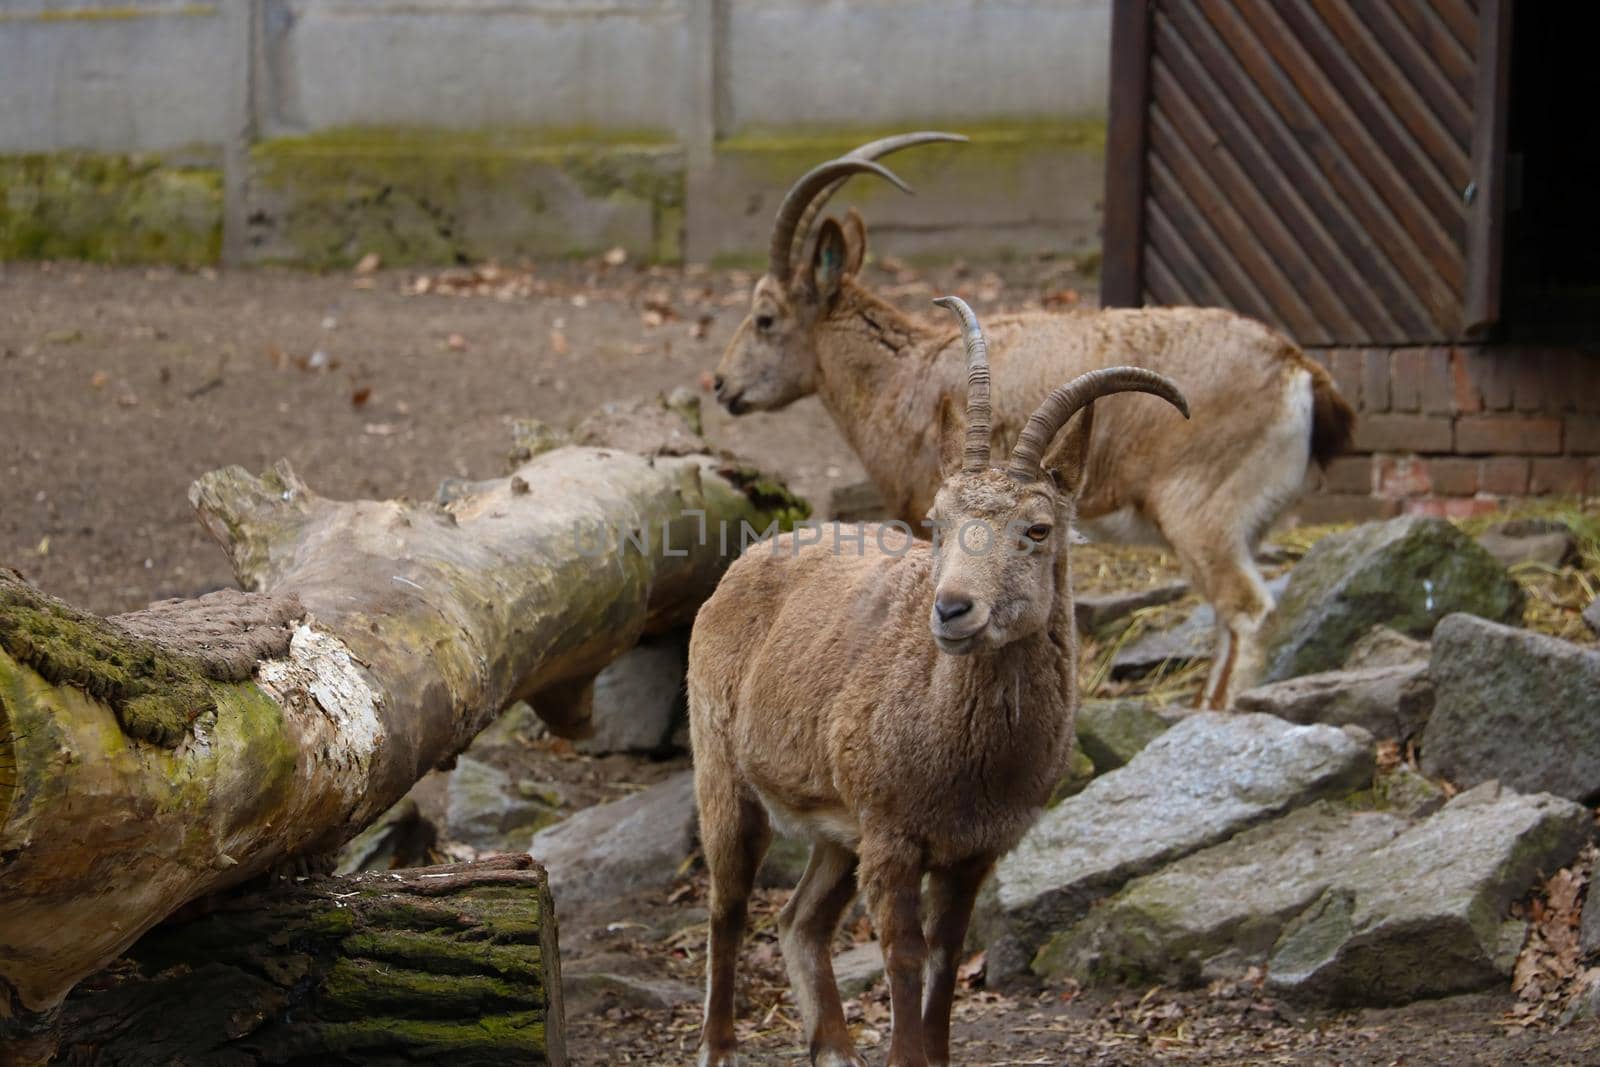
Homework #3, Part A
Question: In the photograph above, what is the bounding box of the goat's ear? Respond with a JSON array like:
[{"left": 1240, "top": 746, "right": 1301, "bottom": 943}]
[
  {"left": 810, "top": 218, "right": 848, "bottom": 303},
  {"left": 936, "top": 394, "right": 966, "bottom": 478},
  {"left": 841, "top": 208, "right": 868, "bottom": 277},
  {"left": 1041, "top": 401, "right": 1096, "bottom": 497}
]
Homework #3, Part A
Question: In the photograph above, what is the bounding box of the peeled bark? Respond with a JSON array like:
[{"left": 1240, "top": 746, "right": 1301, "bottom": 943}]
[
  {"left": 0, "top": 401, "right": 804, "bottom": 1014},
  {"left": 21, "top": 855, "right": 564, "bottom": 1066}
]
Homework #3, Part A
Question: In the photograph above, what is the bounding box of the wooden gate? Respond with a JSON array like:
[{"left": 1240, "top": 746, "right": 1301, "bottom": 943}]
[{"left": 1100, "top": 0, "right": 1512, "bottom": 345}]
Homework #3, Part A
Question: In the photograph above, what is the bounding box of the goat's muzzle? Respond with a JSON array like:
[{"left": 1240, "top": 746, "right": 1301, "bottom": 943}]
[{"left": 930, "top": 590, "right": 989, "bottom": 653}]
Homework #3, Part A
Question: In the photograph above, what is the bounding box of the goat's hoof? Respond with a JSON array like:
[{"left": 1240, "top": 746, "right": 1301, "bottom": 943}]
[{"left": 698, "top": 1045, "right": 740, "bottom": 1067}]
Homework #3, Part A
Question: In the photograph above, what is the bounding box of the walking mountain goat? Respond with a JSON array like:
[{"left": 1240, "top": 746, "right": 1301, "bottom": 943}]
[
  {"left": 688, "top": 296, "right": 1189, "bottom": 1067},
  {"left": 710, "top": 133, "right": 1356, "bottom": 708}
]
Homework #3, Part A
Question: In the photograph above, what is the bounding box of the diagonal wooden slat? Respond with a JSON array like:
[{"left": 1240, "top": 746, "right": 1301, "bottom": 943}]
[
  {"left": 1145, "top": 197, "right": 1234, "bottom": 310},
  {"left": 1226, "top": 0, "right": 1465, "bottom": 291},
  {"left": 1156, "top": 2, "right": 1433, "bottom": 340},
  {"left": 1148, "top": 154, "right": 1280, "bottom": 326},
  {"left": 1389, "top": 0, "right": 1475, "bottom": 104},
  {"left": 1203, "top": 0, "right": 1462, "bottom": 326},
  {"left": 1428, "top": 0, "right": 1480, "bottom": 56},
  {"left": 1152, "top": 28, "right": 1401, "bottom": 341},
  {"left": 1297, "top": 0, "right": 1472, "bottom": 199},
  {"left": 1346, "top": 0, "right": 1475, "bottom": 149},
  {"left": 1151, "top": 63, "right": 1346, "bottom": 341},
  {"left": 1144, "top": 244, "right": 1199, "bottom": 308}
]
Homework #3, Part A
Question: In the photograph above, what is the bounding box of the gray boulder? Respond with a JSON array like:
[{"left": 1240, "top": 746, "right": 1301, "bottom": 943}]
[
  {"left": 1033, "top": 802, "right": 1408, "bottom": 987},
  {"left": 1343, "top": 626, "right": 1430, "bottom": 670},
  {"left": 1260, "top": 516, "right": 1522, "bottom": 683},
  {"left": 1074, "top": 581, "right": 1190, "bottom": 634},
  {"left": 1048, "top": 739, "right": 1099, "bottom": 805},
  {"left": 1373, "top": 764, "right": 1447, "bottom": 819},
  {"left": 1074, "top": 699, "right": 1174, "bottom": 773},
  {"left": 575, "top": 632, "right": 689, "bottom": 755},
  {"left": 1267, "top": 782, "right": 1590, "bottom": 1004},
  {"left": 1475, "top": 518, "right": 1578, "bottom": 570},
  {"left": 1234, "top": 663, "right": 1434, "bottom": 740},
  {"left": 445, "top": 755, "right": 564, "bottom": 851},
  {"left": 1584, "top": 596, "right": 1600, "bottom": 637},
  {"left": 976, "top": 713, "right": 1374, "bottom": 980},
  {"left": 335, "top": 797, "right": 438, "bottom": 875},
  {"left": 563, "top": 957, "right": 699, "bottom": 1016},
  {"left": 833, "top": 940, "right": 886, "bottom": 997},
  {"left": 531, "top": 771, "right": 697, "bottom": 905},
  {"left": 1422, "top": 613, "right": 1600, "bottom": 802},
  {"left": 1113, "top": 576, "right": 1289, "bottom": 677}
]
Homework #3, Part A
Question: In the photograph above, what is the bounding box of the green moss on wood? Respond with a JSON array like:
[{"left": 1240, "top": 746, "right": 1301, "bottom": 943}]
[
  {"left": 0, "top": 577, "right": 215, "bottom": 746},
  {"left": 0, "top": 153, "right": 222, "bottom": 265}
]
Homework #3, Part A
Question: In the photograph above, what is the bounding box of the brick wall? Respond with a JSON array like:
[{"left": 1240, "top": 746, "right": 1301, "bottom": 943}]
[{"left": 1298, "top": 346, "right": 1600, "bottom": 523}]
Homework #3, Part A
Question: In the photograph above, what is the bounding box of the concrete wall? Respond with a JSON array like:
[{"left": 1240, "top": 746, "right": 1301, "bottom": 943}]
[{"left": 0, "top": 0, "right": 1112, "bottom": 265}]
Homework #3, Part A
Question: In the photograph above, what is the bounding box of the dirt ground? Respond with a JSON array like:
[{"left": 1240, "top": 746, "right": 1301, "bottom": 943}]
[{"left": 5, "top": 259, "right": 1600, "bottom": 1065}]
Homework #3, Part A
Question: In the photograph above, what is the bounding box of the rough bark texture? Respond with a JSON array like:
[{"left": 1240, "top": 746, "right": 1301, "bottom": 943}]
[
  {"left": 0, "top": 400, "right": 804, "bottom": 1014},
  {"left": 4, "top": 855, "right": 564, "bottom": 1067}
]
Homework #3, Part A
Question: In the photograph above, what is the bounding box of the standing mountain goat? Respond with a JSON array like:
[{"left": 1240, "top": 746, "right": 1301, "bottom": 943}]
[
  {"left": 689, "top": 297, "right": 1189, "bottom": 1067},
  {"left": 710, "top": 134, "right": 1355, "bottom": 708}
]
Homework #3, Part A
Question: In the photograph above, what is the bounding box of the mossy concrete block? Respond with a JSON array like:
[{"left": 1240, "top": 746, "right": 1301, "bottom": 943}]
[
  {"left": 1422, "top": 613, "right": 1600, "bottom": 802},
  {"left": 1034, "top": 802, "right": 1408, "bottom": 987},
  {"left": 0, "top": 152, "right": 222, "bottom": 265},
  {"left": 689, "top": 122, "right": 1105, "bottom": 264},
  {"left": 1074, "top": 699, "right": 1172, "bottom": 773},
  {"left": 976, "top": 713, "right": 1374, "bottom": 982},
  {"left": 246, "top": 129, "right": 685, "bottom": 267},
  {"left": 1260, "top": 516, "right": 1523, "bottom": 684},
  {"left": 1266, "top": 782, "right": 1590, "bottom": 1005}
]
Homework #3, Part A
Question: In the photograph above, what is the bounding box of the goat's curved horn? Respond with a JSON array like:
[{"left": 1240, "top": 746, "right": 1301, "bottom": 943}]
[
  {"left": 932, "top": 296, "right": 993, "bottom": 472},
  {"left": 787, "top": 131, "right": 969, "bottom": 271},
  {"left": 768, "top": 160, "right": 910, "bottom": 284},
  {"left": 1007, "top": 367, "right": 1190, "bottom": 481}
]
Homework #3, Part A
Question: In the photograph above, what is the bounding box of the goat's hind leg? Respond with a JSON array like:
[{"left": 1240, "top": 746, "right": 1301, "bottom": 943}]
[
  {"left": 697, "top": 780, "right": 771, "bottom": 1067},
  {"left": 778, "top": 840, "right": 863, "bottom": 1067}
]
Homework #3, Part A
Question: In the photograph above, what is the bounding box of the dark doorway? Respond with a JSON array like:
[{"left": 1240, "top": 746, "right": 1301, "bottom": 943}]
[{"left": 1501, "top": 2, "right": 1600, "bottom": 343}]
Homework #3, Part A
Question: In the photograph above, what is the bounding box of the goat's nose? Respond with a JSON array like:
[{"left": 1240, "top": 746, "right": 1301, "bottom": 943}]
[
  {"left": 712, "top": 374, "right": 726, "bottom": 395},
  {"left": 934, "top": 592, "right": 974, "bottom": 623}
]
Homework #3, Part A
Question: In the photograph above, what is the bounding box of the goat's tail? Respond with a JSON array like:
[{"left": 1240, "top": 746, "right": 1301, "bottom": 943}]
[{"left": 1289, "top": 347, "right": 1357, "bottom": 468}]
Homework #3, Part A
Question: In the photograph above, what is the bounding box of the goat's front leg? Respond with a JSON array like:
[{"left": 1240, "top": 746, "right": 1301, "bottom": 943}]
[
  {"left": 921, "top": 856, "right": 992, "bottom": 1066},
  {"left": 860, "top": 836, "right": 929, "bottom": 1067}
]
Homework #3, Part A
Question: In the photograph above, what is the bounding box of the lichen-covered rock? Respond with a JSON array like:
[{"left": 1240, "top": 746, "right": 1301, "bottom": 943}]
[
  {"left": 531, "top": 771, "right": 697, "bottom": 905},
  {"left": 1372, "top": 764, "right": 1446, "bottom": 819},
  {"left": 976, "top": 713, "right": 1374, "bottom": 981},
  {"left": 1234, "top": 663, "right": 1434, "bottom": 740},
  {"left": 1074, "top": 699, "right": 1174, "bottom": 773},
  {"left": 1421, "top": 614, "right": 1600, "bottom": 801},
  {"left": 1266, "top": 782, "right": 1590, "bottom": 1005},
  {"left": 574, "top": 632, "right": 689, "bottom": 756},
  {"left": 1261, "top": 516, "right": 1523, "bottom": 683},
  {"left": 1033, "top": 802, "right": 1408, "bottom": 987},
  {"left": 1584, "top": 596, "right": 1600, "bottom": 638},
  {"left": 445, "top": 756, "right": 564, "bottom": 851}
]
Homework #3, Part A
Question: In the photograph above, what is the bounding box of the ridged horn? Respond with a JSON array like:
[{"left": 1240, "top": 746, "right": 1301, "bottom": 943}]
[
  {"left": 932, "top": 296, "right": 993, "bottom": 472},
  {"left": 768, "top": 159, "right": 910, "bottom": 284},
  {"left": 1007, "top": 368, "right": 1190, "bottom": 481},
  {"left": 786, "top": 131, "right": 969, "bottom": 272}
]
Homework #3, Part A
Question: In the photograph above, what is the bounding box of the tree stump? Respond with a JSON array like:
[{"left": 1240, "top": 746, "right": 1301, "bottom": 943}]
[{"left": 13, "top": 856, "right": 565, "bottom": 1066}]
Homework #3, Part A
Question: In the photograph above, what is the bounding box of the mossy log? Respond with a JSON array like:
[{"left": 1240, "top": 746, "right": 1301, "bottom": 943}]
[
  {"left": 9, "top": 855, "right": 565, "bottom": 1066},
  {"left": 0, "top": 399, "right": 805, "bottom": 1016}
]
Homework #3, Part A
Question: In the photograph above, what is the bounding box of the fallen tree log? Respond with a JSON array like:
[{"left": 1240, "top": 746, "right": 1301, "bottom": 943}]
[
  {"left": 0, "top": 399, "right": 804, "bottom": 1018},
  {"left": 27, "top": 855, "right": 564, "bottom": 1066}
]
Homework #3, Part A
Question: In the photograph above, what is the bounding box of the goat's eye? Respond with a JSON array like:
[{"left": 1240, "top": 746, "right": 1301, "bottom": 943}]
[
  {"left": 1026, "top": 524, "right": 1052, "bottom": 543},
  {"left": 755, "top": 313, "right": 775, "bottom": 332}
]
